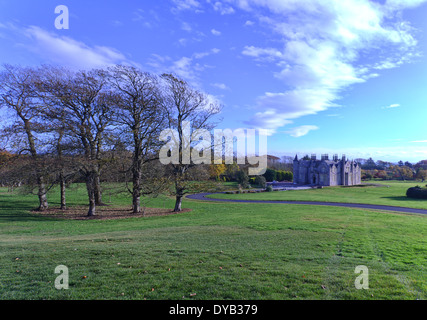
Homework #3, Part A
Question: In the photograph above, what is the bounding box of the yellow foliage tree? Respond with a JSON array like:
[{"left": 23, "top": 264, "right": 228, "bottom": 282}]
[{"left": 209, "top": 164, "right": 226, "bottom": 180}]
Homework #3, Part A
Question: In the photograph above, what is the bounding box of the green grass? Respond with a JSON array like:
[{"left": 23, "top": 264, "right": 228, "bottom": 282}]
[
  {"left": 210, "top": 181, "right": 427, "bottom": 210},
  {"left": 0, "top": 182, "right": 426, "bottom": 300}
]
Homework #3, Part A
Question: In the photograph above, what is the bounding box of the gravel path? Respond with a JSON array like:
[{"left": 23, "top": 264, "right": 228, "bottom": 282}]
[{"left": 186, "top": 192, "right": 427, "bottom": 215}]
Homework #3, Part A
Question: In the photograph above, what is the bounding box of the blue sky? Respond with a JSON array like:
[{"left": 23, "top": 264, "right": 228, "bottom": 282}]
[{"left": 1, "top": 0, "right": 427, "bottom": 163}]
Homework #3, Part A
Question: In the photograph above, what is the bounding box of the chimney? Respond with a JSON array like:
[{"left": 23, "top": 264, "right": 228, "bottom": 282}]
[
  {"left": 311, "top": 154, "right": 316, "bottom": 160},
  {"left": 333, "top": 154, "right": 338, "bottom": 161}
]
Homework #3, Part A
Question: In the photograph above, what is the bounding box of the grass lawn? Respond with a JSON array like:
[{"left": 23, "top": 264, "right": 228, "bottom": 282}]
[
  {"left": 0, "top": 182, "right": 426, "bottom": 300},
  {"left": 209, "top": 180, "right": 427, "bottom": 210}
]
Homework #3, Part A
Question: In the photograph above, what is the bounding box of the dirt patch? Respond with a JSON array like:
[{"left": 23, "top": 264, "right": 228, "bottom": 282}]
[{"left": 32, "top": 206, "right": 192, "bottom": 220}]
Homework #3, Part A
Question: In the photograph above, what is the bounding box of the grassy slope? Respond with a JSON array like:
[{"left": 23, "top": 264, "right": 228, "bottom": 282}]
[
  {"left": 209, "top": 181, "right": 427, "bottom": 210},
  {"left": 0, "top": 183, "right": 426, "bottom": 300}
]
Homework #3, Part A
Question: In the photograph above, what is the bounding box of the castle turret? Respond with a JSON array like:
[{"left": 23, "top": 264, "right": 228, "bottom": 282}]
[{"left": 293, "top": 154, "right": 299, "bottom": 184}]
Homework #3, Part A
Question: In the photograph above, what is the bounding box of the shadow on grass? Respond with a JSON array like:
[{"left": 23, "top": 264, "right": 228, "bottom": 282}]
[
  {"left": 0, "top": 193, "right": 55, "bottom": 222},
  {"left": 381, "top": 196, "right": 427, "bottom": 203}
]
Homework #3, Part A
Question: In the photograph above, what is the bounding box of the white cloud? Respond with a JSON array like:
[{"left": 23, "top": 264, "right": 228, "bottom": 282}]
[
  {"left": 244, "top": 89, "right": 337, "bottom": 132},
  {"left": 236, "top": 0, "right": 426, "bottom": 132},
  {"left": 193, "top": 48, "right": 220, "bottom": 59},
  {"left": 382, "top": 103, "right": 400, "bottom": 109},
  {"left": 211, "top": 82, "right": 230, "bottom": 90},
  {"left": 172, "top": 0, "right": 202, "bottom": 12},
  {"left": 211, "top": 1, "right": 235, "bottom": 14},
  {"left": 181, "top": 22, "right": 193, "bottom": 32},
  {"left": 285, "top": 125, "right": 319, "bottom": 137},
  {"left": 242, "top": 46, "right": 284, "bottom": 61},
  {"left": 411, "top": 140, "right": 427, "bottom": 143},
  {"left": 211, "top": 29, "right": 221, "bottom": 36},
  {"left": 147, "top": 48, "right": 220, "bottom": 85},
  {"left": 23, "top": 26, "right": 132, "bottom": 69}
]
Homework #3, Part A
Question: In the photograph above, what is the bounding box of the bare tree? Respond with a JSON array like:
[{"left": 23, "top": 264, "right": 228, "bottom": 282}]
[
  {"left": 0, "top": 64, "right": 49, "bottom": 210},
  {"left": 108, "top": 65, "right": 166, "bottom": 213},
  {"left": 159, "top": 74, "right": 221, "bottom": 212},
  {"left": 40, "top": 67, "right": 114, "bottom": 216}
]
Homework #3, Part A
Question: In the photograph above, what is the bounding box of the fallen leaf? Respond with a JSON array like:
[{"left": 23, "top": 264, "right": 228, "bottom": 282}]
[{"left": 190, "top": 293, "right": 196, "bottom": 296}]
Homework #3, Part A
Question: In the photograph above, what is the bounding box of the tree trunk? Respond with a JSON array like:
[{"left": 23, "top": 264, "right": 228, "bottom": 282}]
[
  {"left": 37, "top": 176, "right": 48, "bottom": 211},
  {"left": 87, "top": 196, "right": 96, "bottom": 216},
  {"left": 94, "top": 170, "right": 104, "bottom": 206},
  {"left": 132, "top": 195, "right": 141, "bottom": 214},
  {"left": 24, "top": 119, "right": 49, "bottom": 211},
  {"left": 86, "top": 173, "right": 96, "bottom": 216},
  {"left": 60, "top": 173, "right": 67, "bottom": 210},
  {"left": 173, "top": 195, "right": 182, "bottom": 212},
  {"left": 132, "top": 163, "right": 142, "bottom": 214}
]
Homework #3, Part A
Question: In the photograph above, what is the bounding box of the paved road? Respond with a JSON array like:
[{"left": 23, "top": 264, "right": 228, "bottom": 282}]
[{"left": 186, "top": 192, "right": 427, "bottom": 215}]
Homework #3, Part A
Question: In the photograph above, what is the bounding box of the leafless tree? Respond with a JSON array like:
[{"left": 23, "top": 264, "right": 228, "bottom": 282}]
[
  {"left": 159, "top": 73, "right": 221, "bottom": 212},
  {"left": 39, "top": 66, "right": 114, "bottom": 216},
  {"left": 0, "top": 64, "right": 49, "bottom": 210},
  {"left": 108, "top": 65, "right": 166, "bottom": 213}
]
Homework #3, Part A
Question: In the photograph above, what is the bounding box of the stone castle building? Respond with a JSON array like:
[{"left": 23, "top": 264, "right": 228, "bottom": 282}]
[{"left": 293, "top": 154, "right": 361, "bottom": 186}]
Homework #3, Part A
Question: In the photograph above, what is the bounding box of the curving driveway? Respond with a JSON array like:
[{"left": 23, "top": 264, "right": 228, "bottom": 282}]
[{"left": 186, "top": 192, "right": 427, "bottom": 215}]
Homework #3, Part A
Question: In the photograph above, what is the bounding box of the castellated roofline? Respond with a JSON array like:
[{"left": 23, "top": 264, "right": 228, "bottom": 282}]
[{"left": 294, "top": 154, "right": 350, "bottom": 161}]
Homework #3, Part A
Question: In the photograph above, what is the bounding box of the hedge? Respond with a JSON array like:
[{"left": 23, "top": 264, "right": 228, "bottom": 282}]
[
  {"left": 406, "top": 186, "right": 427, "bottom": 199},
  {"left": 262, "top": 169, "right": 293, "bottom": 182}
]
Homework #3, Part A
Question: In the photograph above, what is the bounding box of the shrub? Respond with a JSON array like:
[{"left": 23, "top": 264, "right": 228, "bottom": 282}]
[
  {"left": 236, "top": 170, "right": 250, "bottom": 188},
  {"left": 255, "top": 175, "right": 267, "bottom": 188},
  {"left": 263, "top": 169, "right": 276, "bottom": 182},
  {"left": 406, "top": 186, "right": 427, "bottom": 199},
  {"left": 265, "top": 185, "right": 273, "bottom": 192},
  {"left": 283, "top": 171, "right": 293, "bottom": 181}
]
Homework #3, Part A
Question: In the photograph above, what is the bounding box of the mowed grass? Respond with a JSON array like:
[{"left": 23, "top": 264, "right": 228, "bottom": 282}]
[
  {"left": 0, "top": 182, "right": 426, "bottom": 300},
  {"left": 210, "top": 181, "right": 427, "bottom": 210}
]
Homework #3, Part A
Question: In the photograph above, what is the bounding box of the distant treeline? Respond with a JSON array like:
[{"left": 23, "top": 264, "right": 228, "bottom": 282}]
[{"left": 361, "top": 158, "right": 427, "bottom": 181}]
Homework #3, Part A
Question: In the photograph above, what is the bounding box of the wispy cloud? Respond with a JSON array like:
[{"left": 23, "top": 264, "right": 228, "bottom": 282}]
[
  {"left": 235, "top": 0, "right": 426, "bottom": 134},
  {"left": 285, "top": 125, "right": 319, "bottom": 137},
  {"left": 211, "top": 1, "right": 235, "bottom": 15},
  {"left": 242, "top": 46, "right": 284, "bottom": 61},
  {"left": 171, "top": 0, "right": 202, "bottom": 13},
  {"left": 211, "top": 82, "right": 230, "bottom": 90},
  {"left": 382, "top": 103, "right": 400, "bottom": 109},
  {"left": 146, "top": 48, "right": 220, "bottom": 86},
  {"left": 211, "top": 29, "right": 221, "bottom": 36},
  {"left": 23, "top": 26, "right": 133, "bottom": 69}
]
